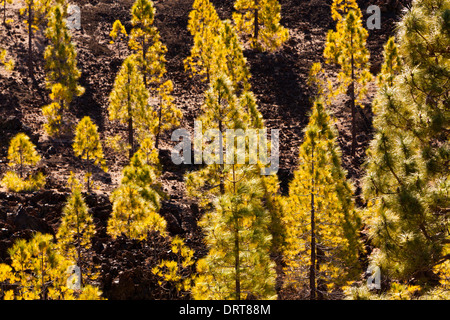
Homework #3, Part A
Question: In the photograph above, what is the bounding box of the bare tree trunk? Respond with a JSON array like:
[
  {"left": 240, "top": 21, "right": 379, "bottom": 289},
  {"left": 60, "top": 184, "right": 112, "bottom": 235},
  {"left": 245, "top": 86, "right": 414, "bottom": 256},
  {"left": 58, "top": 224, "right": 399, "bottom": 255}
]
[
  {"left": 350, "top": 32, "right": 357, "bottom": 158},
  {"left": 28, "top": 2, "right": 33, "bottom": 79},
  {"left": 253, "top": 1, "right": 259, "bottom": 47},
  {"left": 232, "top": 164, "right": 241, "bottom": 300},
  {"left": 310, "top": 146, "right": 316, "bottom": 300}
]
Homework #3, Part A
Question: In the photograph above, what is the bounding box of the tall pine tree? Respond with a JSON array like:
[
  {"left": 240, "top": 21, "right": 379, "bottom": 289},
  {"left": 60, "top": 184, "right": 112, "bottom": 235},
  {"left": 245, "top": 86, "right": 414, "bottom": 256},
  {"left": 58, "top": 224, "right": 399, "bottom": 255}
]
[
  {"left": 283, "top": 100, "right": 362, "bottom": 299},
  {"left": 362, "top": 0, "right": 450, "bottom": 286},
  {"left": 323, "top": 0, "right": 372, "bottom": 157},
  {"left": 232, "top": 0, "right": 289, "bottom": 51}
]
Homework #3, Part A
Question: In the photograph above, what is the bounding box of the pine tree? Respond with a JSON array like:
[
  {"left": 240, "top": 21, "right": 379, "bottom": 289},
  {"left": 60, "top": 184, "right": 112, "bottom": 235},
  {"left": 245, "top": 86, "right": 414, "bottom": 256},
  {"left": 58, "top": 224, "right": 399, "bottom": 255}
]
[
  {"left": 362, "top": 0, "right": 450, "bottom": 286},
  {"left": 0, "top": 232, "right": 103, "bottom": 299},
  {"left": 152, "top": 80, "right": 183, "bottom": 149},
  {"left": 216, "top": 20, "right": 251, "bottom": 94},
  {"left": 151, "top": 235, "right": 195, "bottom": 299},
  {"left": 192, "top": 164, "right": 276, "bottom": 300},
  {"left": 376, "top": 36, "right": 401, "bottom": 88},
  {"left": 1, "top": 0, "right": 12, "bottom": 25},
  {"left": 184, "top": 0, "right": 223, "bottom": 83},
  {"left": 42, "top": 4, "right": 84, "bottom": 136},
  {"left": 185, "top": 75, "right": 248, "bottom": 203},
  {"left": 20, "top": 0, "right": 52, "bottom": 78},
  {"left": 323, "top": 0, "right": 372, "bottom": 157},
  {"left": 72, "top": 116, "right": 107, "bottom": 193},
  {"left": 0, "top": 47, "right": 14, "bottom": 71},
  {"left": 128, "top": 0, "right": 167, "bottom": 87},
  {"left": 4, "top": 233, "right": 72, "bottom": 300},
  {"left": 108, "top": 55, "right": 150, "bottom": 159},
  {"left": 6, "top": 133, "right": 40, "bottom": 179},
  {"left": 110, "top": 19, "right": 128, "bottom": 58},
  {"left": 1, "top": 133, "right": 45, "bottom": 192},
  {"left": 232, "top": 0, "right": 289, "bottom": 52},
  {"left": 283, "top": 100, "right": 363, "bottom": 299},
  {"left": 107, "top": 146, "right": 166, "bottom": 240},
  {"left": 56, "top": 175, "right": 96, "bottom": 288}
]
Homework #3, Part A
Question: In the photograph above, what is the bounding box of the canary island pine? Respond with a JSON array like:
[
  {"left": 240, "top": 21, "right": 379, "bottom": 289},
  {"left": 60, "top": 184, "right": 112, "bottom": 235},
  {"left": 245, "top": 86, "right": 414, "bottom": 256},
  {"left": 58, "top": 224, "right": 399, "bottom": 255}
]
[
  {"left": 57, "top": 175, "right": 96, "bottom": 288},
  {"left": 192, "top": 164, "right": 276, "bottom": 300},
  {"left": 42, "top": 4, "right": 84, "bottom": 136},
  {"left": 323, "top": 0, "right": 372, "bottom": 157},
  {"left": 1, "top": 0, "right": 12, "bottom": 25},
  {"left": 152, "top": 235, "right": 195, "bottom": 299},
  {"left": 20, "top": 0, "right": 52, "bottom": 78},
  {"left": 1, "top": 133, "right": 45, "bottom": 192},
  {"left": 184, "top": 0, "right": 223, "bottom": 83},
  {"left": 283, "top": 100, "right": 363, "bottom": 300},
  {"left": 362, "top": 0, "right": 450, "bottom": 287},
  {"left": 108, "top": 55, "right": 150, "bottom": 159},
  {"left": 151, "top": 80, "right": 183, "bottom": 149},
  {"left": 232, "top": 0, "right": 289, "bottom": 52},
  {"left": 73, "top": 116, "right": 107, "bottom": 192},
  {"left": 107, "top": 146, "right": 166, "bottom": 240},
  {"left": 0, "top": 233, "right": 103, "bottom": 300},
  {"left": 110, "top": 19, "right": 128, "bottom": 58},
  {"left": 128, "top": 0, "right": 167, "bottom": 87},
  {"left": 185, "top": 75, "right": 248, "bottom": 205},
  {"left": 0, "top": 47, "right": 14, "bottom": 71}
]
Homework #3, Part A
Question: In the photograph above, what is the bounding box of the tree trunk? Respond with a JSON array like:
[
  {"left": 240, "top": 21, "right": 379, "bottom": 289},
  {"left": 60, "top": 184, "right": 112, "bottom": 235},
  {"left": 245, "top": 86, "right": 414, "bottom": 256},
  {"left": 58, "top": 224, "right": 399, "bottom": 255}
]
[
  {"left": 155, "top": 96, "right": 163, "bottom": 149},
  {"left": 218, "top": 94, "right": 225, "bottom": 195},
  {"left": 350, "top": 32, "right": 356, "bottom": 158},
  {"left": 127, "top": 75, "right": 134, "bottom": 159},
  {"left": 28, "top": 2, "right": 33, "bottom": 79},
  {"left": 310, "top": 147, "right": 316, "bottom": 300},
  {"left": 253, "top": 2, "right": 259, "bottom": 47},
  {"left": 76, "top": 206, "right": 83, "bottom": 287},
  {"left": 232, "top": 164, "right": 241, "bottom": 300}
]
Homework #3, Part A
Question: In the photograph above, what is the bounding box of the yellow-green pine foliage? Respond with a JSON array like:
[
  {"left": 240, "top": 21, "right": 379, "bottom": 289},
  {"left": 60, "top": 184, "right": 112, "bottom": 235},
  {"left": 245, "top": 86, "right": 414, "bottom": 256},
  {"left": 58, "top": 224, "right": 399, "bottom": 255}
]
[
  {"left": 21, "top": 0, "right": 53, "bottom": 77},
  {"left": 42, "top": 4, "right": 84, "bottom": 136},
  {"left": 185, "top": 75, "right": 248, "bottom": 205},
  {"left": 152, "top": 80, "right": 183, "bottom": 149},
  {"left": 1, "top": 133, "right": 45, "bottom": 192},
  {"left": 216, "top": 20, "right": 251, "bottom": 94},
  {"left": 44, "top": 4, "right": 84, "bottom": 101},
  {"left": 152, "top": 235, "right": 195, "bottom": 298},
  {"left": 128, "top": 0, "right": 167, "bottom": 87},
  {"left": 1, "top": 0, "right": 12, "bottom": 24},
  {"left": 2, "top": 233, "right": 72, "bottom": 300},
  {"left": 362, "top": 0, "right": 450, "bottom": 287},
  {"left": 239, "top": 90, "right": 286, "bottom": 254},
  {"left": 56, "top": 175, "right": 96, "bottom": 287},
  {"left": 109, "top": 55, "right": 150, "bottom": 159},
  {"left": 107, "top": 147, "right": 166, "bottom": 240},
  {"left": 110, "top": 19, "right": 128, "bottom": 42},
  {"left": 323, "top": 0, "right": 372, "bottom": 155},
  {"left": 184, "top": 0, "right": 223, "bottom": 82},
  {"left": 0, "top": 47, "right": 14, "bottom": 71},
  {"left": 110, "top": 19, "right": 128, "bottom": 57},
  {"left": 283, "top": 100, "right": 362, "bottom": 298},
  {"left": 192, "top": 165, "right": 276, "bottom": 300},
  {"left": 73, "top": 116, "right": 107, "bottom": 192},
  {"left": 376, "top": 36, "right": 401, "bottom": 88},
  {"left": 232, "top": 0, "right": 289, "bottom": 52}
]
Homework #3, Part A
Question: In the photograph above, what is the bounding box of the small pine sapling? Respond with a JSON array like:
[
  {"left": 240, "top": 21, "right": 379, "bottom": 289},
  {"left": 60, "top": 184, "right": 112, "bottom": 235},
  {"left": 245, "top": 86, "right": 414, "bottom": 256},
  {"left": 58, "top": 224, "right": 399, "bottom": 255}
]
[
  {"left": 1, "top": 133, "right": 45, "bottom": 192},
  {"left": 72, "top": 116, "right": 107, "bottom": 193},
  {"left": 232, "top": 0, "right": 289, "bottom": 52}
]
